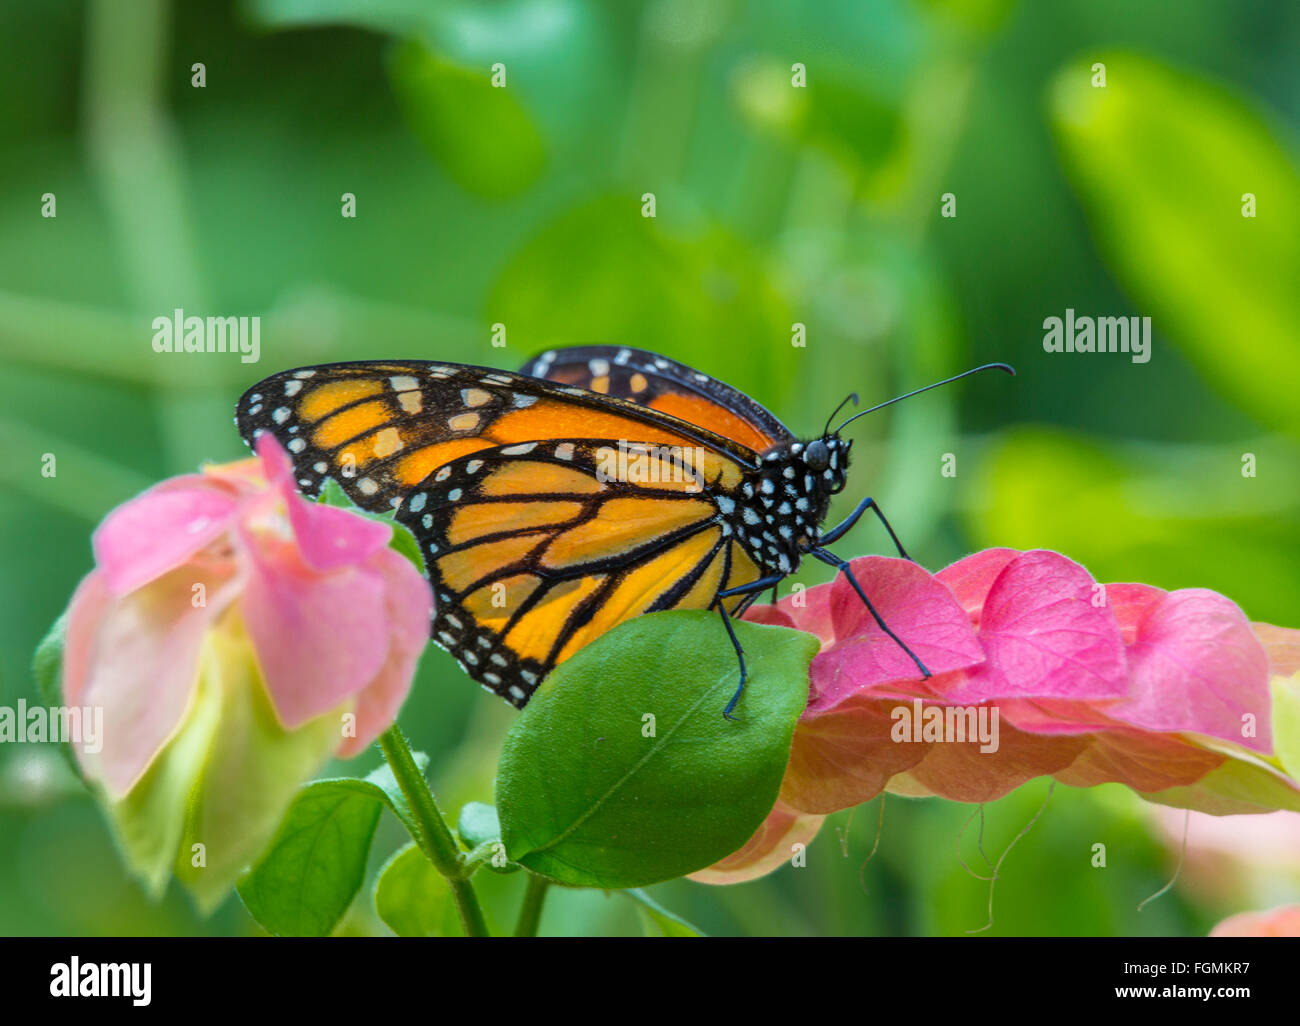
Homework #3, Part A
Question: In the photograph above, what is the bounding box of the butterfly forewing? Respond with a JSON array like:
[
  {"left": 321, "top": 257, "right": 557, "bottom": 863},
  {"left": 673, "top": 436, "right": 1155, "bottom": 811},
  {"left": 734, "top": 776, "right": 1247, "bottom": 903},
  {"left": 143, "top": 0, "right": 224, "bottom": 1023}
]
[
  {"left": 236, "top": 359, "right": 761, "bottom": 514},
  {"left": 519, "top": 345, "right": 794, "bottom": 453},
  {"left": 394, "top": 437, "right": 763, "bottom": 705}
]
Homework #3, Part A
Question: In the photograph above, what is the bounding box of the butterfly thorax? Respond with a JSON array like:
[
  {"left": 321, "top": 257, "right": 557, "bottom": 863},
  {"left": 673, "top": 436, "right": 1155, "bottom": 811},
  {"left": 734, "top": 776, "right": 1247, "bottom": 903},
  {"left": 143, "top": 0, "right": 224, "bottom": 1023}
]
[{"left": 725, "top": 434, "right": 851, "bottom": 576}]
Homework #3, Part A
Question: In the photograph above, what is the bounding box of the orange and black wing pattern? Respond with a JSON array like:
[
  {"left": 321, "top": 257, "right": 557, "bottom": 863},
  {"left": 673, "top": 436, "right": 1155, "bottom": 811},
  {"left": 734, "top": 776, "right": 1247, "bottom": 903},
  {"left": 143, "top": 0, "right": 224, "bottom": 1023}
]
[
  {"left": 392, "top": 437, "right": 763, "bottom": 705},
  {"left": 520, "top": 345, "right": 793, "bottom": 454},
  {"left": 235, "top": 352, "right": 788, "bottom": 707},
  {"left": 235, "top": 359, "right": 763, "bottom": 514}
]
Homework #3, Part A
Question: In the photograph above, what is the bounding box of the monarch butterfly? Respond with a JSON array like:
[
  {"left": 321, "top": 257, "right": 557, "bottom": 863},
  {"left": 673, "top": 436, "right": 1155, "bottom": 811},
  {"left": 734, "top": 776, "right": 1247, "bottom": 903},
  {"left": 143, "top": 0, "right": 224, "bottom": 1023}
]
[{"left": 235, "top": 346, "right": 1011, "bottom": 717}]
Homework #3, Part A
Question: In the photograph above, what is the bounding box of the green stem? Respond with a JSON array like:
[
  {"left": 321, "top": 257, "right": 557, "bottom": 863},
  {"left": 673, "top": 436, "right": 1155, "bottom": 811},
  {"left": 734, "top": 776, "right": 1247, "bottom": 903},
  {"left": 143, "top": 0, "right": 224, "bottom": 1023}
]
[
  {"left": 514, "top": 874, "right": 551, "bottom": 937},
  {"left": 378, "top": 727, "right": 490, "bottom": 937}
]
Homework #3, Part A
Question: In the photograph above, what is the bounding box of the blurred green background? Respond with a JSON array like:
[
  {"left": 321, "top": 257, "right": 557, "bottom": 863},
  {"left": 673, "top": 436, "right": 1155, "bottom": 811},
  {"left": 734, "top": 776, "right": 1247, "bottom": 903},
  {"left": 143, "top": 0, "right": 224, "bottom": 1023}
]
[{"left": 2, "top": 0, "right": 1298, "bottom": 936}]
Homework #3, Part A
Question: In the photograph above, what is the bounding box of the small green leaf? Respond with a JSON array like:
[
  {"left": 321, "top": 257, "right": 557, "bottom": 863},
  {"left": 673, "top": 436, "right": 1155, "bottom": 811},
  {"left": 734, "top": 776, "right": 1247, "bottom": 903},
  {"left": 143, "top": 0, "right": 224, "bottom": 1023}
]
[
  {"left": 457, "top": 801, "right": 501, "bottom": 848},
  {"left": 237, "top": 780, "right": 385, "bottom": 936},
  {"left": 374, "top": 842, "right": 463, "bottom": 937},
  {"left": 316, "top": 478, "right": 351, "bottom": 508},
  {"left": 1269, "top": 671, "right": 1300, "bottom": 785},
  {"left": 458, "top": 801, "right": 519, "bottom": 874},
  {"left": 624, "top": 889, "right": 705, "bottom": 937},
  {"left": 31, "top": 612, "right": 79, "bottom": 776},
  {"left": 497, "top": 611, "right": 815, "bottom": 888},
  {"left": 362, "top": 751, "right": 430, "bottom": 837}
]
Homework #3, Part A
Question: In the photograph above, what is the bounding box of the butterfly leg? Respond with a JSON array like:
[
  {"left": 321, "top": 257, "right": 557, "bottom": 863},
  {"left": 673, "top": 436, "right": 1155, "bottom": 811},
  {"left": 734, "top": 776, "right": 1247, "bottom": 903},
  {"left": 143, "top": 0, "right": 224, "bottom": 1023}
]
[
  {"left": 714, "top": 573, "right": 786, "bottom": 719},
  {"left": 809, "top": 547, "right": 931, "bottom": 678},
  {"left": 819, "top": 496, "right": 910, "bottom": 560}
]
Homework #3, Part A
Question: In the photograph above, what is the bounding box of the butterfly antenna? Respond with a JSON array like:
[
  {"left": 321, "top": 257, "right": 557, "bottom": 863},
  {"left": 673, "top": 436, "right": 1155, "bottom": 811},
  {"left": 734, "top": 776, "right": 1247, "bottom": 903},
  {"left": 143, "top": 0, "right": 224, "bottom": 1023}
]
[
  {"left": 835, "top": 363, "right": 1014, "bottom": 433},
  {"left": 823, "top": 392, "right": 859, "bottom": 436}
]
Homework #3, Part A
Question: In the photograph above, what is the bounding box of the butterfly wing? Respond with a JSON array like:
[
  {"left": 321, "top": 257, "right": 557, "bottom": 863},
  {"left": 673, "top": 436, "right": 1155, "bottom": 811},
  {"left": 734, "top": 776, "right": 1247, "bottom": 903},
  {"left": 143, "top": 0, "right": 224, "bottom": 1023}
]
[
  {"left": 519, "top": 346, "right": 794, "bottom": 453},
  {"left": 236, "top": 360, "right": 763, "bottom": 513},
  {"left": 394, "top": 437, "right": 763, "bottom": 706}
]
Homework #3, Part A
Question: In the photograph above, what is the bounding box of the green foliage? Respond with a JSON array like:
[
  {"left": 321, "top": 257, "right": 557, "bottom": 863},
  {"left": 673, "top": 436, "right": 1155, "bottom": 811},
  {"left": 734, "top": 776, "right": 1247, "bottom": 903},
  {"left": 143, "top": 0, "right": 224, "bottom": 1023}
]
[
  {"left": 5, "top": 0, "right": 1297, "bottom": 939},
  {"left": 374, "top": 842, "right": 464, "bottom": 937},
  {"left": 624, "top": 888, "right": 705, "bottom": 937},
  {"left": 388, "top": 40, "right": 546, "bottom": 199},
  {"left": 235, "top": 754, "right": 429, "bottom": 935},
  {"left": 497, "top": 611, "right": 816, "bottom": 888},
  {"left": 1050, "top": 52, "right": 1300, "bottom": 436},
  {"left": 456, "top": 800, "right": 500, "bottom": 848},
  {"left": 237, "top": 779, "right": 386, "bottom": 936}
]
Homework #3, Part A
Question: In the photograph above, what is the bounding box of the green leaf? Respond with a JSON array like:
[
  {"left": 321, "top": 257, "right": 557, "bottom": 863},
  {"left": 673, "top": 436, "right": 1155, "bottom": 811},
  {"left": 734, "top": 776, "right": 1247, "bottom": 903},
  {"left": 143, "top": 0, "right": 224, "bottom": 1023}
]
[
  {"left": 374, "top": 842, "right": 464, "bottom": 937},
  {"left": 361, "top": 751, "right": 430, "bottom": 837},
  {"left": 316, "top": 478, "right": 351, "bottom": 508},
  {"left": 236, "top": 779, "right": 385, "bottom": 936},
  {"left": 1270, "top": 671, "right": 1300, "bottom": 785},
  {"left": 496, "top": 611, "right": 815, "bottom": 889},
  {"left": 388, "top": 40, "right": 545, "bottom": 200},
  {"left": 1049, "top": 52, "right": 1300, "bottom": 436},
  {"left": 624, "top": 889, "right": 705, "bottom": 937},
  {"left": 456, "top": 800, "right": 500, "bottom": 848},
  {"left": 31, "top": 612, "right": 80, "bottom": 776},
  {"left": 457, "top": 800, "right": 518, "bottom": 874}
]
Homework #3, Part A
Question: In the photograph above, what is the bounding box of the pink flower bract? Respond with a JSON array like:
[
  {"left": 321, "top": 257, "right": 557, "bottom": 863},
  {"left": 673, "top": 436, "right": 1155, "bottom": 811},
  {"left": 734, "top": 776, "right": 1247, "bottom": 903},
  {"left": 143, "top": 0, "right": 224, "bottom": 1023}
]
[
  {"left": 741, "top": 548, "right": 1294, "bottom": 818},
  {"left": 63, "top": 434, "right": 432, "bottom": 798}
]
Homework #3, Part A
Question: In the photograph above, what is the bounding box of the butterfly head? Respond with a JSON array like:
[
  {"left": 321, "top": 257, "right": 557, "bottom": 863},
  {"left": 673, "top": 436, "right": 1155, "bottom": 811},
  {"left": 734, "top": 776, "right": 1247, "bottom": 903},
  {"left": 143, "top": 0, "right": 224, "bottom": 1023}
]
[{"left": 800, "top": 434, "right": 851, "bottom": 496}]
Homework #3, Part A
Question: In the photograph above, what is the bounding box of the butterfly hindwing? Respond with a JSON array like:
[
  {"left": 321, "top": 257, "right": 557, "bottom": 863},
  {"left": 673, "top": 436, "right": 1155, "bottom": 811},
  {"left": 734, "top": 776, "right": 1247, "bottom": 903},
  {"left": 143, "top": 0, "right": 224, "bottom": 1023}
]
[
  {"left": 394, "top": 437, "right": 763, "bottom": 705},
  {"left": 236, "top": 359, "right": 762, "bottom": 515},
  {"left": 519, "top": 345, "right": 794, "bottom": 453}
]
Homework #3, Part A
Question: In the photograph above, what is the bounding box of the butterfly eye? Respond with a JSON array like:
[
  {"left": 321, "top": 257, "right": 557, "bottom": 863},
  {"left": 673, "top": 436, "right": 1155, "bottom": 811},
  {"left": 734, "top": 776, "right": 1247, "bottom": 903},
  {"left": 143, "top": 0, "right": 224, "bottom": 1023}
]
[{"left": 804, "top": 439, "right": 830, "bottom": 471}]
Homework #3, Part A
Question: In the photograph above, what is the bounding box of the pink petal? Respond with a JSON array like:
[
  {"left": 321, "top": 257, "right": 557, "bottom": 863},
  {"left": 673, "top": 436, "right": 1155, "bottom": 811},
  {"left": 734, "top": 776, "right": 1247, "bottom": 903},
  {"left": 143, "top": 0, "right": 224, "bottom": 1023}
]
[
  {"left": 255, "top": 433, "right": 391, "bottom": 572},
  {"left": 288, "top": 497, "right": 393, "bottom": 573},
  {"left": 1210, "top": 905, "right": 1300, "bottom": 937},
  {"left": 743, "top": 604, "right": 797, "bottom": 630},
  {"left": 1054, "top": 729, "right": 1225, "bottom": 792},
  {"left": 949, "top": 550, "right": 1128, "bottom": 703},
  {"left": 1107, "top": 589, "right": 1272, "bottom": 753},
  {"left": 336, "top": 548, "right": 433, "bottom": 757},
  {"left": 92, "top": 477, "right": 241, "bottom": 596},
  {"left": 811, "top": 556, "right": 984, "bottom": 712},
  {"left": 997, "top": 697, "right": 1128, "bottom": 735},
  {"left": 934, "top": 547, "right": 1020, "bottom": 626},
  {"left": 1105, "top": 582, "right": 1167, "bottom": 645},
  {"left": 1253, "top": 622, "right": 1300, "bottom": 678},
  {"left": 905, "top": 714, "right": 1088, "bottom": 803},
  {"left": 69, "top": 564, "right": 242, "bottom": 797},
  {"left": 780, "top": 695, "right": 931, "bottom": 813},
  {"left": 240, "top": 529, "right": 391, "bottom": 728},
  {"left": 744, "top": 582, "right": 838, "bottom": 645}
]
